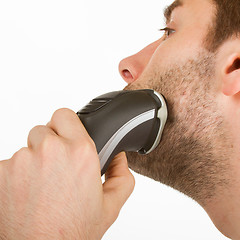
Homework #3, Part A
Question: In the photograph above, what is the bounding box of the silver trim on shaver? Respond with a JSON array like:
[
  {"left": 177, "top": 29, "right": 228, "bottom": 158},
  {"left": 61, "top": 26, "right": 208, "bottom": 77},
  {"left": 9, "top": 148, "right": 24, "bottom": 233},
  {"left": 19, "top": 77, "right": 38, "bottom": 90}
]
[
  {"left": 99, "top": 109, "right": 155, "bottom": 170},
  {"left": 145, "top": 91, "right": 168, "bottom": 154}
]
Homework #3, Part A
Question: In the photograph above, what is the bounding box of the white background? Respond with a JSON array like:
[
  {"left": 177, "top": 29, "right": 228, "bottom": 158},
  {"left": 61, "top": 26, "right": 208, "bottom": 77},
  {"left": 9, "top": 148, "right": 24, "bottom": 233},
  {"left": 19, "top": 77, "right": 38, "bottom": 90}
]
[{"left": 0, "top": 0, "right": 230, "bottom": 239}]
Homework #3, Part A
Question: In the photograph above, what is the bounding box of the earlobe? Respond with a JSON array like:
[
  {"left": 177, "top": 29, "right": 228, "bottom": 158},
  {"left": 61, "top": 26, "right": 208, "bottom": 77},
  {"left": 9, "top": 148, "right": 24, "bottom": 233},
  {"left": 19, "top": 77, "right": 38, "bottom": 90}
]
[{"left": 222, "top": 53, "right": 240, "bottom": 96}]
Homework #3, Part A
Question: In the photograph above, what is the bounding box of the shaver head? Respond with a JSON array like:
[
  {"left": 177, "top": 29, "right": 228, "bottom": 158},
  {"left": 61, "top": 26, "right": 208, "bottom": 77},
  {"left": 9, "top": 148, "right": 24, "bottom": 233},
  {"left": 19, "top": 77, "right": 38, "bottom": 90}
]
[
  {"left": 140, "top": 91, "right": 167, "bottom": 154},
  {"left": 77, "top": 89, "right": 168, "bottom": 175}
]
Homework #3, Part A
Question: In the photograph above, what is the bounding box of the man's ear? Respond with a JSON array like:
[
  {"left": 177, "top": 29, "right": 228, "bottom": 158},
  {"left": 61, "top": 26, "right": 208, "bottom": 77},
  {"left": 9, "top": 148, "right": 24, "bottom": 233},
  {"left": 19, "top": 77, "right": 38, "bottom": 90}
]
[{"left": 222, "top": 53, "right": 240, "bottom": 96}]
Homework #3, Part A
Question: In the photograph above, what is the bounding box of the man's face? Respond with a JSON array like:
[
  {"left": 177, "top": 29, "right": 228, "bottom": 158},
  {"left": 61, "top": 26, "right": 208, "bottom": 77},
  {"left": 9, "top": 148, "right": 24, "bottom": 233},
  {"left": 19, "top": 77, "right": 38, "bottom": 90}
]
[
  {"left": 119, "top": 0, "right": 232, "bottom": 205},
  {"left": 120, "top": 0, "right": 215, "bottom": 84}
]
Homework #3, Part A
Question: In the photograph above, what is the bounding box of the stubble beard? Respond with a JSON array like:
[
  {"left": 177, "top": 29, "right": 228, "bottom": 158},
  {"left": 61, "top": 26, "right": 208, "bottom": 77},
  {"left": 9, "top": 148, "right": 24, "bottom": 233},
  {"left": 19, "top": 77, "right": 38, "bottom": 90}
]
[{"left": 124, "top": 51, "right": 231, "bottom": 206}]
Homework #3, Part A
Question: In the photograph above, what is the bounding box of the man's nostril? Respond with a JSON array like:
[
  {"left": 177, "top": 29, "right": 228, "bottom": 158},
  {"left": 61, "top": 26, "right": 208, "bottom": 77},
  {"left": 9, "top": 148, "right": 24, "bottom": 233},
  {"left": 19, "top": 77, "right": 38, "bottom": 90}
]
[{"left": 122, "top": 69, "right": 133, "bottom": 80}]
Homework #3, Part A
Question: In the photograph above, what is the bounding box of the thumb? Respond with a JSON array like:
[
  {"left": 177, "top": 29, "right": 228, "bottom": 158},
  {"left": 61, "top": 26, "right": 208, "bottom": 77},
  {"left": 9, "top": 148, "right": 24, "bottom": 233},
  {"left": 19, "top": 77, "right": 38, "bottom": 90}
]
[{"left": 102, "top": 152, "right": 135, "bottom": 225}]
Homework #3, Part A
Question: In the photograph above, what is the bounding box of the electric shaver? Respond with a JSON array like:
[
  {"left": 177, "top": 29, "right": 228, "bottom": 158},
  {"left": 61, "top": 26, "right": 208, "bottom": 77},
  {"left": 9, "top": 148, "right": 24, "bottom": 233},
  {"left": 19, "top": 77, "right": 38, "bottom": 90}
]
[{"left": 77, "top": 89, "right": 168, "bottom": 176}]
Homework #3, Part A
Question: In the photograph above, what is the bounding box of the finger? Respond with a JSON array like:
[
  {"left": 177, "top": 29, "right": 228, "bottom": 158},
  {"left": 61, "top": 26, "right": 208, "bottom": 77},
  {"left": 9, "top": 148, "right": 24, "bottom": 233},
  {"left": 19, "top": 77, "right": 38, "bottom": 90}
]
[
  {"left": 46, "top": 108, "right": 91, "bottom": 142},
  {"left": 27, "top": 125, "right": 57, "bottom": 150},
  {"left": 104, "top": 152, "right": 132, "bottom": 180},
  {"left": 103, "top": 152, "right": 135, "bottom": 223}
]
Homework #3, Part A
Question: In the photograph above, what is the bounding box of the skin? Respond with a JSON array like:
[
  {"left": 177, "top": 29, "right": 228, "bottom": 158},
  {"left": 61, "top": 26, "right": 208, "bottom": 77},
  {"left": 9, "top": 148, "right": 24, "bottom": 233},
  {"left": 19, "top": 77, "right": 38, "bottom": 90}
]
[
  {"left": 119, "top": 0, "right": 240, "bottom": 239},
  {"left": 1, "top": 0, "right": 240, "bottom": 239},
  {"left": 0, "top": 110, "right": 135, "bottom": 239}
]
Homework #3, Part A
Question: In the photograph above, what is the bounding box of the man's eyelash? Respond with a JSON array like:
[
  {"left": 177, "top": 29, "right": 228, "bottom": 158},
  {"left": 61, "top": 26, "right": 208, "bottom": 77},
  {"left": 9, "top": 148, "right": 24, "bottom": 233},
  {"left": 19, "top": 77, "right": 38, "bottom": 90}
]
[
  {"left": 159, "top": 27, "right": 175, "bottom": 37},
  {"left": 159, "top": 27, "right": 170, "bottom": 31}
]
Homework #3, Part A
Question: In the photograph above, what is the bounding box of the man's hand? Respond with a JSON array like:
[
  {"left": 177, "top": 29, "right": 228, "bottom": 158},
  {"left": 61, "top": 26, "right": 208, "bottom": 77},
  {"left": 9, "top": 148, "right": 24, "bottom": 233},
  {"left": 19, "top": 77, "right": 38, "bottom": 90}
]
[{"left": 0, "top": 108, "right": 135, "bottom": 240}]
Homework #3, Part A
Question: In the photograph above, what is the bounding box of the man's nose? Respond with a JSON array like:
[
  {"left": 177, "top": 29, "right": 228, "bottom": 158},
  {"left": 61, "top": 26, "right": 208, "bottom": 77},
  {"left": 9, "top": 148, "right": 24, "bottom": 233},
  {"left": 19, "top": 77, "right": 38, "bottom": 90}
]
[{"left": 119, "top": 39, "right": 161, "bottom": 84}]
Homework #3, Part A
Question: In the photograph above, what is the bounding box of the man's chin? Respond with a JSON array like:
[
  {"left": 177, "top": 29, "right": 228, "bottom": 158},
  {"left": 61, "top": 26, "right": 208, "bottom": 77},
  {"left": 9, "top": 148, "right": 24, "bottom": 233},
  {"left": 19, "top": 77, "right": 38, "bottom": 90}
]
[
  {"left": 125, "top": 151, "right": 160, "bottom": 181},
  {"left": 123, "top": 82, "right": 147, "bottom": 91},
  {"left": 125, "top": 152, "right": 141, "bottom": 174}
]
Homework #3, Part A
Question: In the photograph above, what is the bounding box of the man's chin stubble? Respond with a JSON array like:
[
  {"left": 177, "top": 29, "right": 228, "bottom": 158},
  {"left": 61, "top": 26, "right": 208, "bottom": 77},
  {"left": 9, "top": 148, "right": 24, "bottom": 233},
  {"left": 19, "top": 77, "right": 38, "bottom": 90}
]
[{"left": 124, "top": 52, "right": 231, "bottom": 206}]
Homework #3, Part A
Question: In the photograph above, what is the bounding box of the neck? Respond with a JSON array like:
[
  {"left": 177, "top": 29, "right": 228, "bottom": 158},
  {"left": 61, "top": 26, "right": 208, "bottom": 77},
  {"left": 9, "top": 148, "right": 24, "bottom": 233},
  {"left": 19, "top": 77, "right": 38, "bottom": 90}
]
[{"left": 203, "top": 163, "right": 240, "bottom": 240}]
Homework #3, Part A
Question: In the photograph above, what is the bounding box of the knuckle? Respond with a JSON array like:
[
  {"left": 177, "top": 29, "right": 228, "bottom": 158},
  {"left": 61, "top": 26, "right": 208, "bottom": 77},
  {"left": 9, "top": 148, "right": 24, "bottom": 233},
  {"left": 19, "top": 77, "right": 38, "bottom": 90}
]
[
  {"left": 28, "top": 125, "right": 44, "bottom": 141},
  {"left": 54, "top": 107, "right": 72, "bottom": 114},
  {"left": 69, "top": 139, "right": 99, "bottom": 173},
  {"left": 39, "top": 134, "right": 64, "bottom": 157},
  {"left": 10, "top": 147, "right": 32, "bottom": 174},
  {"left": 30, "top": 124, "right": 43, "bottom": 131},
  {"left": 71, "top": 139, "right": 96, "bottom": 160},
  {"left": 51, "top": 108, "right": 74, "bottom": 122},
  {"left": 12, "top": 147, "right": 31, "bottom": 161},
  {"left": 80, "top": 139, "right": 97, "bottom": 157}
]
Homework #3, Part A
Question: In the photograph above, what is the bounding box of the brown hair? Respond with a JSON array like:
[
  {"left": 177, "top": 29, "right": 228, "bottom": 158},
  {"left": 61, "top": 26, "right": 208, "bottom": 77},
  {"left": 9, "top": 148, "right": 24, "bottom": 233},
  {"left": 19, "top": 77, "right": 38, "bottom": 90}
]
[{"left": 206, "top": 0, "right": 240, "bottom": 51}]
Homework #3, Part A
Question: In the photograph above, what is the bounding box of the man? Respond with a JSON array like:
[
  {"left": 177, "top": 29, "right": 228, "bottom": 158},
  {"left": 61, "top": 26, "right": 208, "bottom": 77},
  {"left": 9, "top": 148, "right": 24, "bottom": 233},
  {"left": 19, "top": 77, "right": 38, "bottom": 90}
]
[
  {"left": 120, "top": 0, "right": 240, "bottom": 238},
  {"left": 0, "top": 0, "right": 239, "bottom": 239}
]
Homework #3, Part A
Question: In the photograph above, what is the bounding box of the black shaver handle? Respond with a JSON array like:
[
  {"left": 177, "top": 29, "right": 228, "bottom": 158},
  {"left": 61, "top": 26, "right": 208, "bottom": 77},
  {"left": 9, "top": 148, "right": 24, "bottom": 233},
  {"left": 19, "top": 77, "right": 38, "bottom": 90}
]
[{"left": 77, "top": 89, "right": 167, "bottom": 176}]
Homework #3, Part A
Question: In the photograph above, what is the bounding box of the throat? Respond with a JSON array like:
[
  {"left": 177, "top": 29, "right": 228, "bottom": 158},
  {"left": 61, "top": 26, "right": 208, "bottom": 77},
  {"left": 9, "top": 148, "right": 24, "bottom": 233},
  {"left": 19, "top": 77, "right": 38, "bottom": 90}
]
[{"left": 203, "top": 171, "right": 240, "bottom": 240}]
